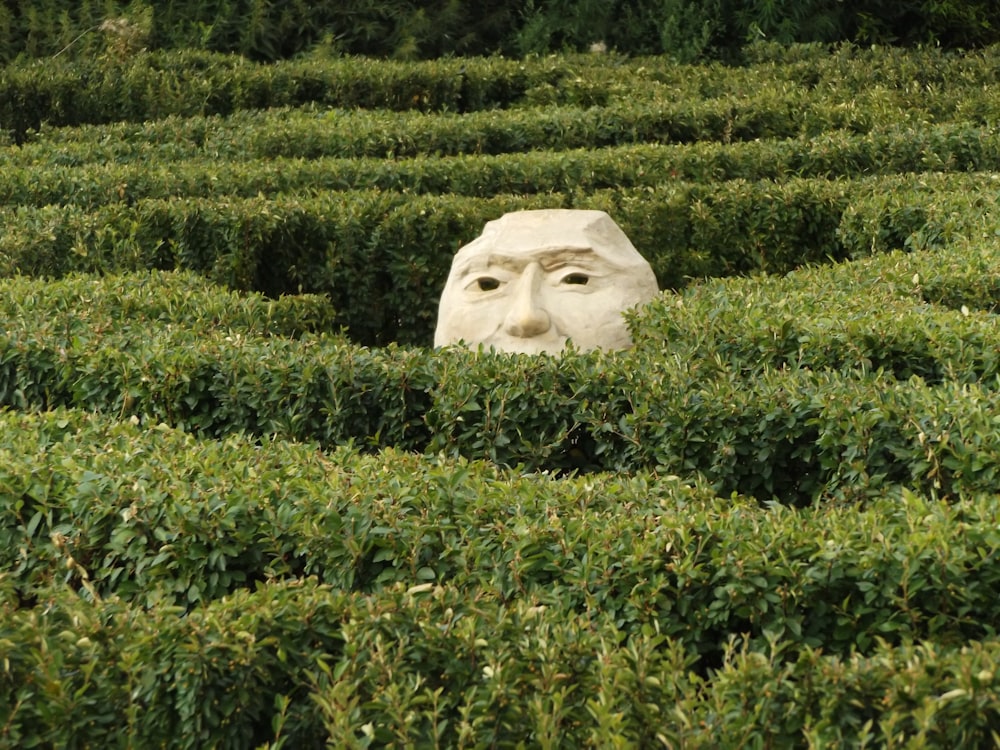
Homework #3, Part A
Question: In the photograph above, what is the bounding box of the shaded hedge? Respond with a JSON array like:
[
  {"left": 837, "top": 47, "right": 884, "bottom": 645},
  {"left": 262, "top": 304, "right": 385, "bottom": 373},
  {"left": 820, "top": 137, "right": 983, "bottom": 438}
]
[
  {"left": 0, "top": 269, "right": 337, "bottom": 339},
  {"left": 2, "top": 408, "right": 1000, "bottom": 746},
  {"left": 5, "top": 122, "right": 999, "bottom": 210},
  {"left": 10, "top": 56, "right": 1000, "bottom": 155},
  {"left": 2, "top": 172, "right": 994, "bottom": 344},
  {"left": 5, "top": 238, "right": 1000, "bottom": 503},
  {"left": 5, "top": 39, "right": 1000, "bottom": 750},
  {"left": 8, "top": 42, "right": 1000, "bottom": 148},
  {"left": 5, "top": 573, "right": 1000, "bottom": 748},
  {"left": 3, "top": 0, "right": 1000, "bottom": 64},
  {"left": 0, "top": 51, "right": 580, "bottom": 143},
  {"left": 1, "top": 407, "right": 998, "bottom": 655}
]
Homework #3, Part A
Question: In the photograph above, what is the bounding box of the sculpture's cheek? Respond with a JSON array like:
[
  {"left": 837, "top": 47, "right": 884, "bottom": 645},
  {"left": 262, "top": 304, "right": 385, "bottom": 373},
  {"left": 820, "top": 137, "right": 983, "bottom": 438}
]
[
  {"left": 540, "top": 290, "right": 636, "bottom": 351},
  {"left": 434, "top": 291, "right": 505, "bottom": 346}
]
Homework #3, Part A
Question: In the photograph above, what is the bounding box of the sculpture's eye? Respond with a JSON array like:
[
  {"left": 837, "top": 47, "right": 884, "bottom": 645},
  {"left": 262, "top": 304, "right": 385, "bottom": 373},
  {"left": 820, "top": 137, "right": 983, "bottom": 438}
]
[
  {"left": 477, "top": 277, "right": 501, "bottom": 291},
  {"left": 563, "top": 273, "right": 589, "bottom": 286}
]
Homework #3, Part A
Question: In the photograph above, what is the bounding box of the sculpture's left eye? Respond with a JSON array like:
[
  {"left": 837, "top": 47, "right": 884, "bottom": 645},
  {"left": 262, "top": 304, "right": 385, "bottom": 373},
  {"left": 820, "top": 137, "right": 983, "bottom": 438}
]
[
  {"left": 477, "top": 277, "right": 501, "bottom": 291},
  {"left": 563, "top": 273, "right": 589, "bottom": 286}
]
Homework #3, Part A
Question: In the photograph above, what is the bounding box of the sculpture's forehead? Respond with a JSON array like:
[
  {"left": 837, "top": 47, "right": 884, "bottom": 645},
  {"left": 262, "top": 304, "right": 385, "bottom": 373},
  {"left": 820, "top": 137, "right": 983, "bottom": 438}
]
[{"left": 452, "top": 209, "right": 644, "bottom": 267}]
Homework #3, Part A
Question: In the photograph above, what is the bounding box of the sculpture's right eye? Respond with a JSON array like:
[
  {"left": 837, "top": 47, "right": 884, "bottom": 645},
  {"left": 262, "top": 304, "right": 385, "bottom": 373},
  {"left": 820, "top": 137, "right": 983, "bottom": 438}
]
[{"left": 477, "top": 277, "right": 501, "bottom": 291}]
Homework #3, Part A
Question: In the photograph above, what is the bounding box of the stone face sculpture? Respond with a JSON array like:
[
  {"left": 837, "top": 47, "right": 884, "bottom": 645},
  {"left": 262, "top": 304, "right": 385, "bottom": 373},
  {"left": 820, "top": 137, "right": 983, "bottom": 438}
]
[{"left": 434, "top": 209, "right": 658, "bottom": 354}]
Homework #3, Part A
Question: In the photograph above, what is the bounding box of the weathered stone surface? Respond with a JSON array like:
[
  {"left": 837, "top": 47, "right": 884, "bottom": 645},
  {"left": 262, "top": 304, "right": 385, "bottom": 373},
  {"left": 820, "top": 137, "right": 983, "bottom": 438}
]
[{"left": 434, "top": 209, "right": 658, "bottom": 353}]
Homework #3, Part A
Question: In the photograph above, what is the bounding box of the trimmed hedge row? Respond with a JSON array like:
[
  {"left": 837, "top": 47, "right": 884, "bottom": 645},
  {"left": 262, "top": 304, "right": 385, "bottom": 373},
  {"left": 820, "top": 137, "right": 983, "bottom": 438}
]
[
  {"left": 0, "top": 51, "right": 592, "bottom": 142},
  {"left": 0, "top": 270, "right": 338, "bottom": 340},
  {"left": 5, "top": 573, "right": 1000, "bottom": 748},
  {"left": 0, "top": 97, "right": 851, "bottom": 163},
  {"left": 759, "top": 40, "right": 1000, "bottom": 91},
  {"left": 0, "top": 306, "right": 437, "bottom": 444},
  {"left": 424, "top": 350, "right": 1000, "bottom": 500},
  {"left": 12, "top": 72, "right": 1000, "bottom": 163},
  {"left": 0, "top": 190, "right": 564, "bottom": 343},
  {"left": 3, "top": 172, "right": 995, "bottom": 343},
  {"left": 632, "top": 240, "right": 1000, "bottom": 383},
  {"left": 2, "top": 409, "right": 1000, "bottom": 655},
  {"left": 612, "top": 42, "right": 1000, "bottom": 97},
  {"left": 600, "top": 42, "right": 1000, "bottom": 93},
  {"left": 5, "top": 122, "right": 999, "bottom": 209},
  {"left": 6, "top": 264, "right": 1000, "bottom": 500},
  {"left": 7, "top": 41, "right": 1000, "bottom": 142}
]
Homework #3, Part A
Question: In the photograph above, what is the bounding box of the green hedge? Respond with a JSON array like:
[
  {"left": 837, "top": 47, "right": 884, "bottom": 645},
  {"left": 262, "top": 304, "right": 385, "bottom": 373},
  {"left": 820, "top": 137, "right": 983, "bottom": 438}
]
[
  {"left": 2, "top": 172, "right": 995, "bottom": 343},
  {"left": 0, "top": 190, "right": 568, "bottom": 343},
  {"left": 0, "top": 269, "right": 337, "bottom": 340},
  {"left": 8, "top": 42, "right": 1000, "bottom": 148},
  {"left": 12, "top": 72, "right": 1000, "bottom": 160},
  {"left": 0, "top": 51, "right": 591, "bottom": 142},
  {"left": 631, "top": 241, "right": 1000, "bottom": 383},
  {"left": 6, "top": 42, "right": 1000, "bottom": 749},
  {"left": 1, "top": 96, "right": 822, "bottom": 161},
  {"left": 6, "top": 247, "right": 1000, "bottom": 502},
  {"left": 5, "top": 573, "right": 999, "bottom": 748},
  {"left": 2, "top": 408, "right": 1000, "bottom": 745},
  {"left": 738, "top": 40, "right": 1000, "bottom": 92},
  {"left": 0, "top": 296, "right": 438, "bottom": 443},
  {"left": 5, "top": 122, "right": 999, "bottom": 209},
  {"left": 1, "top": 409, "right": 999, "bottom": 652},
  {"left": 0, "top": 190, "right": 547, "bottom": 345},
  {"left": 423, "top": 349, "right": 1000, "bottom": 500}
]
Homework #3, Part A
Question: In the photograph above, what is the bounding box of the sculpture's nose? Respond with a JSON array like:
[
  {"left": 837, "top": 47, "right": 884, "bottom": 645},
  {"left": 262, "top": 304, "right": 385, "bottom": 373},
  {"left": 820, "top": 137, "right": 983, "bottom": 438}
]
[{"left": 503, "top": 263, "right": 551, "bottom": 338}]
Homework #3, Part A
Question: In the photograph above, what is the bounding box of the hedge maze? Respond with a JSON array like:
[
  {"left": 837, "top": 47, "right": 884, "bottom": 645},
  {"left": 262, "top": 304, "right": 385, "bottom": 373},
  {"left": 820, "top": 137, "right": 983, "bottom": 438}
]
[{"left": 3, "top": 43, "right": 1000, "bottom": 746}]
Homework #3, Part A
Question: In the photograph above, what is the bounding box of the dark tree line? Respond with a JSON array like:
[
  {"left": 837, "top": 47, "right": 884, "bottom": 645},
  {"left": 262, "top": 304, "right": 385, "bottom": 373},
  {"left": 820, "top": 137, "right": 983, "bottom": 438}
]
[{"left": 2, "top": 0, "right": 998, "bottom": 63}]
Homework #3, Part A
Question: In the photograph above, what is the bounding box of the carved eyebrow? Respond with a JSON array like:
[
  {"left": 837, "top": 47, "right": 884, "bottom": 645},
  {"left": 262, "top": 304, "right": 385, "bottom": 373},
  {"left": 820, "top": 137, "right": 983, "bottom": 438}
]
[
  {"left": 458, "top": 247, "right": 614, "bottom": 277},
  {"left": 500, "top": 247, "right": 597, "bottom": 270},
  {"left": 457, "top": 247, "right": 621, "bottom": 279}
]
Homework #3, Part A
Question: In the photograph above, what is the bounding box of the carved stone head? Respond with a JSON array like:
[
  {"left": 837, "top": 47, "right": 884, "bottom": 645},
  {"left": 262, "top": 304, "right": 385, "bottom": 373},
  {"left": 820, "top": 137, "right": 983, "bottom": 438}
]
[{"left": 434, "top": 209, "right": 658, "bottom": 353}]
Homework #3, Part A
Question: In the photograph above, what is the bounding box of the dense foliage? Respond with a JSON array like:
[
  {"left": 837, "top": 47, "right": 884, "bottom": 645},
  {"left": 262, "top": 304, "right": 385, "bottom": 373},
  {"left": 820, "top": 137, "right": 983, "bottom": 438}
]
[
  {"left": 1, "top": 0, "right": 1000, "bottom": 63},
  {"left": 3, "top": 37, "right": 1000, "bottom": 747},
  {"left": 3, "top": 410, "right": 1000, "bottom": 747}
]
